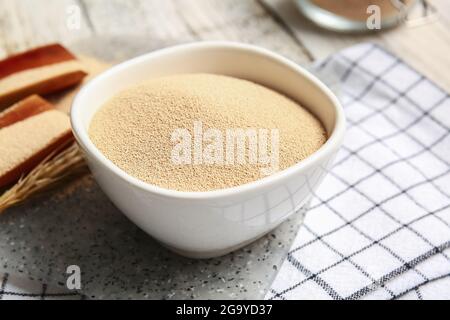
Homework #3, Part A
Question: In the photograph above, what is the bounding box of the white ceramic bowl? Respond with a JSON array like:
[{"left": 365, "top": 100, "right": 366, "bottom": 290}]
[{"left": 71, "top": 42, "right": 345, "bottom": 258}]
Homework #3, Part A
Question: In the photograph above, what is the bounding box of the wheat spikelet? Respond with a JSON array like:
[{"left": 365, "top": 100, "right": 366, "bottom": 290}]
[{"left": 0, "top": 143, "right": 87, "bottom": 213}]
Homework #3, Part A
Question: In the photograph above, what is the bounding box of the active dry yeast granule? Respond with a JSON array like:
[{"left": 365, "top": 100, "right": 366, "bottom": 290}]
[{"left": 88, "top": 74, "right": 327, "bottom": 191}]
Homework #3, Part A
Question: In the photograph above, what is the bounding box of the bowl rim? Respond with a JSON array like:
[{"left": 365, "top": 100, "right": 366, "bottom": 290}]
[{"left": 71, "top": 41, "right": 346, "bottom": 200}]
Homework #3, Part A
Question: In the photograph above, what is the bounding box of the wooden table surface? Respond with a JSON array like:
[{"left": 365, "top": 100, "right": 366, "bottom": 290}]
[{"left": 1, "top": 0, "right": 449, "bottom": 91}]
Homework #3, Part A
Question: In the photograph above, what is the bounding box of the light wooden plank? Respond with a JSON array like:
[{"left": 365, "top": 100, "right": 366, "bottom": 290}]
[
  {"left": 381, "top": 0, "right": 450, "bottom": 91},
  {"left": 81, "top": 0, "right": 313, "bottom": 64},
  {"left": 2, "top": 0, "right": 449, "bottom": 90},
  {"left": 0, "top": 0, "right": 324, "bottom": 65},
  {"left": 262, "top": 0, "right": 371, "bottom": 60}
]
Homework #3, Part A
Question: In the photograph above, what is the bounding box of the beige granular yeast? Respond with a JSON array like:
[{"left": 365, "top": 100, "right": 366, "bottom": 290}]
[{"left": 89, "top": 74, "right": 327, "bottom": 192}]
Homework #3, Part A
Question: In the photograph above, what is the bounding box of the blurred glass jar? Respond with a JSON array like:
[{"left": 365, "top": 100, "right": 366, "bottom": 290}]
[{"left": 295, "top": 0, "right": 419, "bottom": 32}]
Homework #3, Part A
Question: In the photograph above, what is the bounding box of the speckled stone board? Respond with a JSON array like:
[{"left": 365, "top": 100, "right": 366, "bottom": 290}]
[
  {"left": 0, "top": 175, "right": 305, "bottom": 299},
  {"left": 0, "top": 37, "right": 306, "bottom": 299}
]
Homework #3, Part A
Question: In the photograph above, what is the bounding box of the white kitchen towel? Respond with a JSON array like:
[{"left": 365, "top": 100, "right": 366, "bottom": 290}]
[{"left": 267, "top": 43, "right": 450, "bottom": 300}]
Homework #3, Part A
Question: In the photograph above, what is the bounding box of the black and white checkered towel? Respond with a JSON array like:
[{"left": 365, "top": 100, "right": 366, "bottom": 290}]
[{"left": 267, "top": 43, "right": 450, "bottom": 300}]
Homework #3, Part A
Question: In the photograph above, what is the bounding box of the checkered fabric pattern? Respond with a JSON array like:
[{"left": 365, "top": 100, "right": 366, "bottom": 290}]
[
  {"left": 267, "top": 43, "right": 450, "bottom": 300},
  {"left": 0, "top": 272, "right": 84, "bottom": 300}
]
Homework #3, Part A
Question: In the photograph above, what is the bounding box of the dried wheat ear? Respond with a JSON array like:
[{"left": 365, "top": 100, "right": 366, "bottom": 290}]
[{"left": 0, "top": 142, "right": 86, "bottom": 214}]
